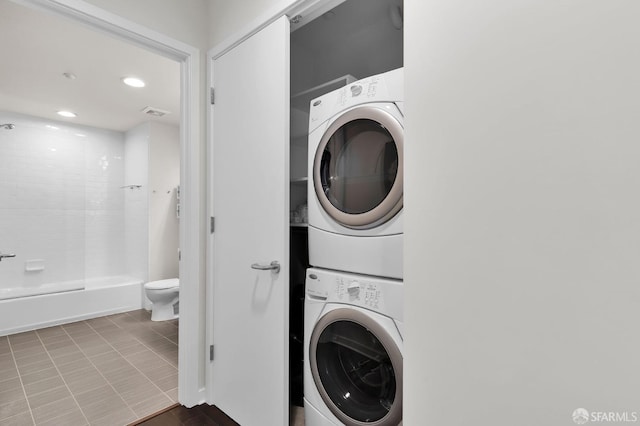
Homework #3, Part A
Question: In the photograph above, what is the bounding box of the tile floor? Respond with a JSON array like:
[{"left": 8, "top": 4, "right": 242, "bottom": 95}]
[{"left": 0, "top": 309, "right": 178, "bottom": 426}]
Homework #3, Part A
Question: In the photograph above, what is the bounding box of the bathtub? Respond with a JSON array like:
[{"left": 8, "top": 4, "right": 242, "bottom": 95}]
[
  {"left": 0, "top": 280, "right": 84, "bottom": 300},
  {"left": 0, "top": 276, "right": 144, "bottom": 336}
]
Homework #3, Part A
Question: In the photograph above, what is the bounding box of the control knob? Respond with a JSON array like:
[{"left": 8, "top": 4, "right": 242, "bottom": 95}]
[{"left": 347, "top": 281, "right": 360, "bottom": 297}]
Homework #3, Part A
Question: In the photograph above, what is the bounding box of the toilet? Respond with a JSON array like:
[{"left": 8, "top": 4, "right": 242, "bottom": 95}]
[{"left": 144, "top": 278, "right": 179, "bottom": 321}]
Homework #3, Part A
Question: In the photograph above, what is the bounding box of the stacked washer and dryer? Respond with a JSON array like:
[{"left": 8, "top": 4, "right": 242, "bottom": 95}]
[{"left": 304, "top": 68, "right": 405, "bottom": 426}]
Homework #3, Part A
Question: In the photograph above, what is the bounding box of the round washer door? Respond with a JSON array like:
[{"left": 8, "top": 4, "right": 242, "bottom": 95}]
[
  {"left": 313, "top": 104, "right": 403, "bottom": 229},
  {"left": 309, "top": 307, "right": 403, "bottom": 425}
]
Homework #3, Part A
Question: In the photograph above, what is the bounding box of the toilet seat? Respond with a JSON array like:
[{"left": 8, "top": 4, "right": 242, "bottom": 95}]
[{"left": 145, "top": 278, "right": 179, "bottom": 290}]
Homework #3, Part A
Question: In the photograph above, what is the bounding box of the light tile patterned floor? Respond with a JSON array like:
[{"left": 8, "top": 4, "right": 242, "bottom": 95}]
[{"left": 0, "top": 310, "right": 178, "bottom": 426}]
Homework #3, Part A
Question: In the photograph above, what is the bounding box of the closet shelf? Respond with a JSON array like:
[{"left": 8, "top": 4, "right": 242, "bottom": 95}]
[
  {"left": 290, "top": 74, "right": 357, "bottom": 140},
  {"left": 291, "top": 74, "right": 357, "bottom": 109}
]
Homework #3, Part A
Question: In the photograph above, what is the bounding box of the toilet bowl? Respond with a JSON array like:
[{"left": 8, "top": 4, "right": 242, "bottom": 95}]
[{"left": 144, "top": 278, "right": 179, "bottom": 321}]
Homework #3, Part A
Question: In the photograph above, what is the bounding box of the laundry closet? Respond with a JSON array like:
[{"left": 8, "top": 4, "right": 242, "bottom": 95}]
[
  {"left": 287, "top": 0, "right": 404, "bottom": 414},
  {"left": 208, "top": 0, "right": 403, "bottom": 424}
]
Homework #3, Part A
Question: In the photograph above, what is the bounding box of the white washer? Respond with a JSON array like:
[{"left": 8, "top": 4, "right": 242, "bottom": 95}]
[
  {"left": 308, "top": 68, "right": 404, "bottom": 279},
  {"left": 304, "top": 268, "right": 403, "bottom": 426}
]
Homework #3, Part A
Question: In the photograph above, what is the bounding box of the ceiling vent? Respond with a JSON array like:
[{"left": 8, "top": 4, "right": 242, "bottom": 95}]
[{"left": 141, "top": 106, "right": 171, "bottom": 117}]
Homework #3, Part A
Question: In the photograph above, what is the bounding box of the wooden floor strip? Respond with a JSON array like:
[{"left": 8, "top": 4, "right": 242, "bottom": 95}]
[
  {"left": 127, "top": 403, "right": 180, "bottom": 425},
  {"left": 130, "top": 403, "right": 241, "bottom": 426}
]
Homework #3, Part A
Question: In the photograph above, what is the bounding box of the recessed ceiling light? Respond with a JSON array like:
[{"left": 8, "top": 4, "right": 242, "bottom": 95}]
[
  {"left": 122, "top": 77, "right": 145, "bottom": 88},
  {"left": 57, "top": 110, "right": 77, "bottom": 118}
]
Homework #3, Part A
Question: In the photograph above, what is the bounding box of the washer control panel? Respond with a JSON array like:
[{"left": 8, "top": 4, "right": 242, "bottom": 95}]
[
  {"left": 306, "top": 270, "right": 385, "bottom": 311},
  {"left": 306, "top": 268, "right": 404, "bottom": 321},
  {"left": 336, "top": 276, "right": 383, "bottom": 311}
]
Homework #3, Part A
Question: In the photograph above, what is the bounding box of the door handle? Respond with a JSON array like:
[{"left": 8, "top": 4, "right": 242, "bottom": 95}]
[
  {"left": 251, "top": 261, "right": 281, "bottom": 274},
  {"left": 0, "top": 253, "right": 16, "bottom": 262}
]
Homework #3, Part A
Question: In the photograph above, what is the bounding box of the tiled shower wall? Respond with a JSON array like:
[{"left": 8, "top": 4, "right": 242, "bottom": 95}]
[
  {"left": 0, "top": 111, "right": 129, "bottom": 290},
  {"left": 124, "top": 123, "right": 149, "bottom": 283}
]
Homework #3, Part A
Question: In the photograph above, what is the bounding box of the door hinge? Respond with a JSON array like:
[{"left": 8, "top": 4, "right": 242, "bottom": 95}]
[
  {"left": 209, "top": 344, "right": 214, "bottom": 361},
  {"left": 210, "top": 87, "right": 215, "bottom": 105},
  {"left": 210, "top": 217, "right": 215, "bottom": 233}
]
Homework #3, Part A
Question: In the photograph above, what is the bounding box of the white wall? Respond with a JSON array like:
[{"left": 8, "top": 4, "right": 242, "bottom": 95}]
[
  {"left": 83, "top": 0, "right": 209, "bottom": 50},
  {"left": 149, "top": 122, "right": 180, "bottom": 281},
  {"left": 84, "top": 121, "right": 126, "bottom": 278},
  {"left": 124, "top": 122, "right": 180, "bottom": 284},
  {"left": 124, "top": 123, "right": 150, "bottom": 282},
  {"left": 0, "top": 111, "right": 125, "bottom": 287},
  {"left": 405, "top": 1, "right": 640, "bottom": 425},
  {"left": 208, "top": 0, "right": 289, "bottom": 47}
]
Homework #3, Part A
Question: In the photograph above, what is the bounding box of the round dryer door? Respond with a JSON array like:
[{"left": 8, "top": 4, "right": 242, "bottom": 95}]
[
  {"left": 313, "top": 105, "right": 403, "bottom": 229},
  {"left": 309, "top": 308, "right": 403, "bottom": 425}
]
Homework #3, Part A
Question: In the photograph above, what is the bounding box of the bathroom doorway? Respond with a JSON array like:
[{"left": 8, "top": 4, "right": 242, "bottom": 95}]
[
  {"left": 0, "top": 0, "right": 203, "bottom": 408},
  {"left": 0, "top": 0, "right": 180, "bottom": 330}
]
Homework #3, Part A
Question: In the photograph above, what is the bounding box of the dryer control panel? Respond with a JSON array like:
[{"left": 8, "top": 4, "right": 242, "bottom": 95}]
[
  {"left": 308, "top": 67, "right": 403, "bottom": 134},
  {"left": 336, "top": 75, "right": 382, "bottom": 109}
]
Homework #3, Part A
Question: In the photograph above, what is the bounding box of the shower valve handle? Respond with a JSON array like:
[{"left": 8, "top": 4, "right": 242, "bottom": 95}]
[{"left": 0, "top": 253, "right": 16, "bottom": 262}]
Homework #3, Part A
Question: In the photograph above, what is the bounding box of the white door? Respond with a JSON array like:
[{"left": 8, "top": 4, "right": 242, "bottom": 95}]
[{"left": 210, "top": 16, "right": 290, "bottom": 426}]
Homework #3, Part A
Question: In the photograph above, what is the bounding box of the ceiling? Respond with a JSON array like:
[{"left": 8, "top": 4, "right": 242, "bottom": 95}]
[
  {"left": 0, "top": 0, "right": 401, "bottom": 133},
  {"left": 0, "top": 0, "right": 180, "bottom": 133}
]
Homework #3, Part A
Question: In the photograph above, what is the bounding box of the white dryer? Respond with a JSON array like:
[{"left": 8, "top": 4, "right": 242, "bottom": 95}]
[
  {"left": 304, "top": 268, "right": 403, "bottom": 426},
  {"left": 308, "top": 68, "right": 404, "bottom": 279}
]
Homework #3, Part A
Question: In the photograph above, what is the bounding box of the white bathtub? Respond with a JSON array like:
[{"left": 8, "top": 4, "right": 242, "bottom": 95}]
[
  {"left": 0, "top": 280, "right": 84, "bottom": 301},
  {"left": 0, "top": 276, "right": 144, "bottom": 336}
]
